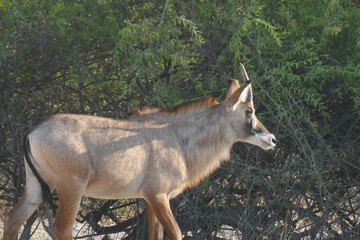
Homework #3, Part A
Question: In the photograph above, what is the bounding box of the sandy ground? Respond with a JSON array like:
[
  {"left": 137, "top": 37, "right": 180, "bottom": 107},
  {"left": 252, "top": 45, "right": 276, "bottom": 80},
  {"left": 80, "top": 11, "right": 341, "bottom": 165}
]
[
  {"left": 0, "top": 219, "right": 126, "bottom": 239},
  {"left": 0, "top": 218, "right": 240, "bottom": 239}
]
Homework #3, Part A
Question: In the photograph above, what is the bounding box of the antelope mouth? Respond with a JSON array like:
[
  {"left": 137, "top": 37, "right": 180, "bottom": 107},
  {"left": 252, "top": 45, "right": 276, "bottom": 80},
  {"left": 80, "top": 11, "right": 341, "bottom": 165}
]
[{"left": 261, "top": 140, "right": 276, "bottom": 150}]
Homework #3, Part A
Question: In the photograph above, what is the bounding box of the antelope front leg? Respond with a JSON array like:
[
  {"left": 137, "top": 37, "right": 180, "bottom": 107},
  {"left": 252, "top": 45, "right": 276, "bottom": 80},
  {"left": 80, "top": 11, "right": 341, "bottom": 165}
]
[
  {"left": 148, "top": 203, "right": 164, "bottom": 240},
  {"left": 146, "top": 194, "right": 181, "bottom": 240}
]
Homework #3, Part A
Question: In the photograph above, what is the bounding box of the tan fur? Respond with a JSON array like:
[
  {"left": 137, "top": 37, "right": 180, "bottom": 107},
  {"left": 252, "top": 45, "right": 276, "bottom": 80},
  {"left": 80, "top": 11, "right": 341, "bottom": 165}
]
[
  {"left": 4, "top": 78, "right": 276, "bottom": 240},
  {"left": 132, "top": 97, "right": 219, "bottom": 117},
  {"left": 148, "top": 203, "right": 164, "bottom": 240}
]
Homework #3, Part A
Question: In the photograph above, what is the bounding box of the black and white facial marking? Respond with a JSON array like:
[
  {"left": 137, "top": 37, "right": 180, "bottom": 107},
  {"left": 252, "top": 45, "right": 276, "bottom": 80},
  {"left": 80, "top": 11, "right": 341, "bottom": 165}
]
[{"left": 241, "top": 102, "right": 276, "bottom": 150}]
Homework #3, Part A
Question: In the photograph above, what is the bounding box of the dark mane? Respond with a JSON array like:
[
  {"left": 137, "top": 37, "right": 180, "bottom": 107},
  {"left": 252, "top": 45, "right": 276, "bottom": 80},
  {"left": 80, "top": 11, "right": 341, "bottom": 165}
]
[{"left": 132, "top": 97, "right": 219, "bottom": 117}]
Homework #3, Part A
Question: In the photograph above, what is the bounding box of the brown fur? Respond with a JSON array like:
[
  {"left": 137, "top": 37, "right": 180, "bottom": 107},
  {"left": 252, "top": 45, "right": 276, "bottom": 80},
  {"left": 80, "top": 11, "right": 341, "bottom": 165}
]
[
  {"left": 132, "top": 97, "right": 219, "bottom": 116},
  {"left": 4, "top": 78, "right": 276, "bottom": 240}
]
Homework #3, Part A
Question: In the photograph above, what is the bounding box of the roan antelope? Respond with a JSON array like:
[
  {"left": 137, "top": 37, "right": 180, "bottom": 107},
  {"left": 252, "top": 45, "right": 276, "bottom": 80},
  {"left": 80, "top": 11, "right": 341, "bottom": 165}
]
[{"left": 4, "top": 64, "right": 276, "bottom": 240}]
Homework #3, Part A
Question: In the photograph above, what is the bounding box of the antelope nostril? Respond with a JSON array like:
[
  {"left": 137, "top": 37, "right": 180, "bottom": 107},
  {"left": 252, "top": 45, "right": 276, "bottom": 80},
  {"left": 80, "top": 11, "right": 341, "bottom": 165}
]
[{"left": 272, "top": 138, "right": 277, "bottom": 144}]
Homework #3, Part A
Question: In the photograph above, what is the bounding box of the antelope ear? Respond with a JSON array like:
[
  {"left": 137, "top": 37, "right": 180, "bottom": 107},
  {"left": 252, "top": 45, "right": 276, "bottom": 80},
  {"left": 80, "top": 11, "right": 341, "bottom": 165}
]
[
  {"left": 242, "top": 84, "right": 253, "bottom": 103},
  {"left": 225, "top": 79, "right": 240, "bottom": 100},
  {"left": 226, "top": 82, "right": 252, "bottom": 111}
]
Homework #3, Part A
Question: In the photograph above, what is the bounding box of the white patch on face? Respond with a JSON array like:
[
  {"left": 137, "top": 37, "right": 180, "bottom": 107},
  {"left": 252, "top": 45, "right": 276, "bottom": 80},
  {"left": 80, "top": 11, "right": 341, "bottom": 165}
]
[
  {"left": 251, "top": 117, "right": 257, "bottom": 129},
  {"left": 245, "top": 132, "right": 276, "bottom": 150},
  {"left": 73, "top": 175, "right": 83, "bottom": 181}
]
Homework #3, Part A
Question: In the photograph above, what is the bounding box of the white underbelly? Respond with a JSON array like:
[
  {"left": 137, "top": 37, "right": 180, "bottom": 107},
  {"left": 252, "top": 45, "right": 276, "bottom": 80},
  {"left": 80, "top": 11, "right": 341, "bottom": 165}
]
[{"left": 84, "top": 181, "right": 144, "bottom": 199}]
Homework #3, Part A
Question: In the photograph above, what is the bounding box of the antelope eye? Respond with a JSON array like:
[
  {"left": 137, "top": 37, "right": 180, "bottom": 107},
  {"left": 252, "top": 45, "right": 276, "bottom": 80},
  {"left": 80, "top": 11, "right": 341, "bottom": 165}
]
[{"left": 245, "top": 108, "right": 253, "bottom": 116}]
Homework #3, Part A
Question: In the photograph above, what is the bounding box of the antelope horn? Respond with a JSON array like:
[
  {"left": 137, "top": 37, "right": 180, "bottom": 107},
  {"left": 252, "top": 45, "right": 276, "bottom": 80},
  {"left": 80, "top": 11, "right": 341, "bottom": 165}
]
[
  {"left": 240, "top": 63, "right": 251, "bottom": 84},
  {"left": 240, "top": 63, "right": 253, "bottom": 102}
]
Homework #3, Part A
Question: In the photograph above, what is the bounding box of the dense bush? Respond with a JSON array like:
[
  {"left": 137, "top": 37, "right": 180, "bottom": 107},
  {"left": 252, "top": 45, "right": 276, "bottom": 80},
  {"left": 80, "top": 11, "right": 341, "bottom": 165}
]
[{"left": 1, "top": 0, "right": 359, "bottom": 239}]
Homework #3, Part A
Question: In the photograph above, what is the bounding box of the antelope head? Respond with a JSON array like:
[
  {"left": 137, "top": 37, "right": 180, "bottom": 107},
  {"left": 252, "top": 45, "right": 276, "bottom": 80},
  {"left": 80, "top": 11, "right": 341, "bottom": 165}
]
[{"left": 225, "top": 64, "right": 276, "bottom": 150}]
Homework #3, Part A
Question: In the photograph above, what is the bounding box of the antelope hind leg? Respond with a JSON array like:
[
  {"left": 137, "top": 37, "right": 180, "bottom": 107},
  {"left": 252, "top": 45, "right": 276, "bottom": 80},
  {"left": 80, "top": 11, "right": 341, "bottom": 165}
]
[
  {"left": 146, "top": 194, "right": 181, "bottom": 240},
  {"left": 52, "top": 184, "right": 86, "bottom": 240},
  {"left": 148, "top": 203, "right": 164, "bottom": 240},
  {"left": 3, "top": 168, "right": 43, "bottom": 240}
]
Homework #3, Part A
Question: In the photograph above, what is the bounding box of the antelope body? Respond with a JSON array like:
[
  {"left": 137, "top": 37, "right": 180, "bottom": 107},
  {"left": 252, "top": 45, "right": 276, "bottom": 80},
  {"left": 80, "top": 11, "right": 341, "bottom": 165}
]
[{"left": 4, "top": 64, "right": 276, "bottom": 240}]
